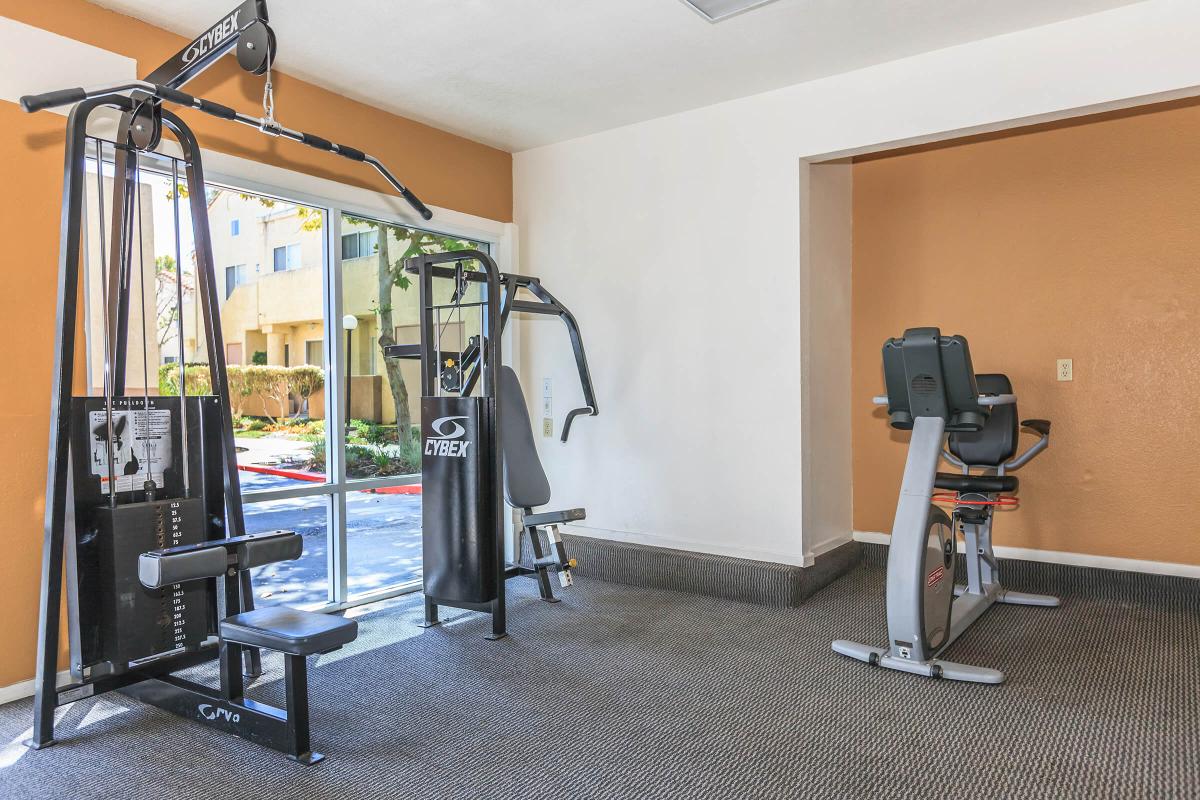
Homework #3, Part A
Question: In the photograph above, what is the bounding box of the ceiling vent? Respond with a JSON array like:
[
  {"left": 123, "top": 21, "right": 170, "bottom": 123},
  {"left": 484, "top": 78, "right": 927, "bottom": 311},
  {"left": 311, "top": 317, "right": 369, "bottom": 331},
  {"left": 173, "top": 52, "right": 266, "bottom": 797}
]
[{"left": 680, "top": 0, "right": 782, "bottom": 23}]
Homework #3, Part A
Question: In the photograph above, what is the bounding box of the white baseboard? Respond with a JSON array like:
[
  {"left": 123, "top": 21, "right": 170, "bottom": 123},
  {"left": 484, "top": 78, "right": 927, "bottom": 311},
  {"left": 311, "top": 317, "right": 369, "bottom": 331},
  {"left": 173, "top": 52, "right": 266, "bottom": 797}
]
[
  {"left": 0, "top": 671, "right": 72, "bottom": 707},
  {"left": 853, "top": 530, "right": 1200, "bottom": 579}
]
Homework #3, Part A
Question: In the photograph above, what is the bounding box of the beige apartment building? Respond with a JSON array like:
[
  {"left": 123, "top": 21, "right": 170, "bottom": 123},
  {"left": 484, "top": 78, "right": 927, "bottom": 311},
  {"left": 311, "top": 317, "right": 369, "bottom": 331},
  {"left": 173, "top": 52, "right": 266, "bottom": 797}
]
[
  {"left": 180, "top": 189, "right": 477, "bottom": 424},
  {"left": 84, "top": 175, "right": 160, "bottom": 396}
]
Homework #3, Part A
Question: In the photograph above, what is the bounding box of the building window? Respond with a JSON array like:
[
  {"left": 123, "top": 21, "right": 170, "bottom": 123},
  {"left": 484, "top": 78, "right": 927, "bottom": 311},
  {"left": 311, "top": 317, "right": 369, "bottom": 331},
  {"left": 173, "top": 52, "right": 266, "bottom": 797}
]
[
  {"left": 273, "top": 243, "right": 302, "bottom": 272},
  {"left": 340, "top": 230, "right": 378, "bottom": 260},
  {"left": 230, "top": 219, "right": 240, "bottom": 237},
  {"left": 225, "top": 264, "right": 247, "bottom": 299},
  {"left": 305, "top": 340, "right": 324, "bottom": 369}
]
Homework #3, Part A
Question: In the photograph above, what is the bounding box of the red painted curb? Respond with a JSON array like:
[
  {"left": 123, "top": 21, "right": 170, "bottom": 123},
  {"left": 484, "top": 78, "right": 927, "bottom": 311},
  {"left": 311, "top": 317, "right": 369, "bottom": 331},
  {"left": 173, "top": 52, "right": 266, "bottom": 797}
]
[
  {"left": 238, "top": 463, "right": 325, "bottom": 482},
  {"left": 363, "top": 484, "right": 423, "bottom": 495},
  {"left": 237, "top": 463, "right": 422, "bottom": 494}
]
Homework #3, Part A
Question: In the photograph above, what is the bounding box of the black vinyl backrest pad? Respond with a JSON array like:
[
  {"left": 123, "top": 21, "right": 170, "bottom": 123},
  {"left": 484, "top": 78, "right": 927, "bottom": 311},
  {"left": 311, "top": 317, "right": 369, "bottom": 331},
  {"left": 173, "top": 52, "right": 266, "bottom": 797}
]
[
  {"left": 498, "top": 366, "right": 552, "bottom": 509},
  {"left": 138, "top": 530, "right": 302, "bottom": 589},
  {"left": 948, "top": 373, "right": 1018, "bottom": 467}
]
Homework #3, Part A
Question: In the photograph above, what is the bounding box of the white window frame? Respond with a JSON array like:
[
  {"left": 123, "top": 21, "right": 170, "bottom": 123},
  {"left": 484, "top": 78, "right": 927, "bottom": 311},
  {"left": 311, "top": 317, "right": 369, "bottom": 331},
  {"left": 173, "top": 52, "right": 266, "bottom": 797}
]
[
  {"left": 225, "top": 263, "right": 246, "bottom": 299},
  {"left": 340, "top": 229, "right": 378, "bottom": 260},
  {"left": 304, "top": 338, "right": 323, "bottom": 368}
]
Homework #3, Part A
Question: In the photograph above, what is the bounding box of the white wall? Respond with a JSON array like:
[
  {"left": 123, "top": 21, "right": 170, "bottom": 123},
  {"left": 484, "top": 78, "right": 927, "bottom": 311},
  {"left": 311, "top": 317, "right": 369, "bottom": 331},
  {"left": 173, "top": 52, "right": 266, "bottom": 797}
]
[
  {"left": 801, "top": 163, "right": 853, "bottom": 559},
  {"left": 0, "top": 17, "right": 134, "bottom": 109},
  {"left": 513, "top": 0, "right": 1200, "bottom": 566}
]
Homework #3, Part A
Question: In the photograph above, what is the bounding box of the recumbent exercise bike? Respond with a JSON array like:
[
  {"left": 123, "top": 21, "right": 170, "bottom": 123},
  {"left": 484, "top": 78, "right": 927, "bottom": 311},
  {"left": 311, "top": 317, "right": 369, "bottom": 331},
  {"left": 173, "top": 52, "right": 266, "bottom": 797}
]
[{"left": 833, "top": 328, "right": 1057, "bottom": 684}]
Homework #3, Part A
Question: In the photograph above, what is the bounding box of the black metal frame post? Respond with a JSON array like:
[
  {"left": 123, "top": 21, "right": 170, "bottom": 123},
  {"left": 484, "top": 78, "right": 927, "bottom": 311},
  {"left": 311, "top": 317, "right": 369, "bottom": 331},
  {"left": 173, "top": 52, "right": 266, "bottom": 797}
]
[
  {"left": 409, "top": 251, "right": 507, "bottom": 638},
  {"left": 28, "top": 96, "right": 99, "bottom": 750}
]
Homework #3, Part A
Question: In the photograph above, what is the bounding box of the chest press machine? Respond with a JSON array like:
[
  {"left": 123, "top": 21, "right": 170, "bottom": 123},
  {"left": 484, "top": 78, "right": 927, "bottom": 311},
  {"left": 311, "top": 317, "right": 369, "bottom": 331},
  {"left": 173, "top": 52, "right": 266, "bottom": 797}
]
[
  {"left": 386, "top": 251, "right": 599, "bottom": 640},
  {"left": 22, "top": 1, "right": 430, "bottom": 762}
]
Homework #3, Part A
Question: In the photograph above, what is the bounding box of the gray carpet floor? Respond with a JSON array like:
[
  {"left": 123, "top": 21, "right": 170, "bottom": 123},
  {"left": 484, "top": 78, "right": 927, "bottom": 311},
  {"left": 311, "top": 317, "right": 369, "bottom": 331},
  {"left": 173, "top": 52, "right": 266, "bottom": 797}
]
[{"left": 0, "top": 556, "right": 1196, "bottom": 800}]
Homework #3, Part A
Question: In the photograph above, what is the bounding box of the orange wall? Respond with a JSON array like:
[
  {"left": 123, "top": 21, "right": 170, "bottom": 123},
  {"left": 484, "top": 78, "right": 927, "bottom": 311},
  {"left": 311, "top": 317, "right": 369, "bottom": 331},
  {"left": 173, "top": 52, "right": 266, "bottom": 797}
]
[
  {"left": 0, "top": 0, "right": 512, "bottom": 221},
  {"left": 852, "top": 100, "right": 1200, "bottom": 565},
  {"left": 0, "top": 0, "right": 511, "bottom": 687}
]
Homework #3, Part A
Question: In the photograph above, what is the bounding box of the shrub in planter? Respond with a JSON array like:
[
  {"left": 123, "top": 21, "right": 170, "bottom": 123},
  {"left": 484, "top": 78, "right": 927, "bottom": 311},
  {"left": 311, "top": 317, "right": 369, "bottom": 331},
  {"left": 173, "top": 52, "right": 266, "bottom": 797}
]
[{"left": 157, "top": 362, "right": 212, "bottom": 397}]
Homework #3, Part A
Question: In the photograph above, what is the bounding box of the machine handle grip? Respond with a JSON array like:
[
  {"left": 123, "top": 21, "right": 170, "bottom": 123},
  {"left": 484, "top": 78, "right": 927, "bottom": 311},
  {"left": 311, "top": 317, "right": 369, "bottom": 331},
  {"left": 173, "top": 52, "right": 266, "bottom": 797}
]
[
  {"left": 301, "top": 132, "right": 335, "bottom": 151},
  {"left": 400, "top": 187, "right": 433, "bottom": 221},
  {"left": 155, "top": 84, "right": 195, "bottom": 107},
  {"left": 560, "top": 406, "right": 596, "bottom": 443},
  {"left": 1005, "top": 419, "right": 1052, "bottom": 470},
  {"left": 334, "top": 143, "right": 366, "bottom": 162},
  {"left": 978, "top": 393, "right": 1016, "bottom": 407},
  {"left": 20, "top": 87, "right": 87, "bottom": 112},
  {"left": 1021, "top": 419, "right": 1051, "bottom": 437}
]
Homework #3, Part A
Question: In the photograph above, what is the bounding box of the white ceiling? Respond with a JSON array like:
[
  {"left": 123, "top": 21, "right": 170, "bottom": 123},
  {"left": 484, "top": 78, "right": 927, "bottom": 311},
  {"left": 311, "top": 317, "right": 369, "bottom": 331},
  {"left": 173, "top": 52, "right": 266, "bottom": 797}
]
[{"left": 91, "top": 0, "right": 1140, "bottom": 152}]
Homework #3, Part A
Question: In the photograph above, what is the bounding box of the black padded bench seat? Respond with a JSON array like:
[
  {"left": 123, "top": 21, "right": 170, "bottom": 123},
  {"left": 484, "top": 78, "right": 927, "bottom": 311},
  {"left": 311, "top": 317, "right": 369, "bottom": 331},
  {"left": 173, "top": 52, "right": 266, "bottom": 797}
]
[
  {"left": 220, "top": 607, "right": 358, "bottom": 656},
  {"left": 934, "top": 472, "right": 1018, "bottom": 494}
]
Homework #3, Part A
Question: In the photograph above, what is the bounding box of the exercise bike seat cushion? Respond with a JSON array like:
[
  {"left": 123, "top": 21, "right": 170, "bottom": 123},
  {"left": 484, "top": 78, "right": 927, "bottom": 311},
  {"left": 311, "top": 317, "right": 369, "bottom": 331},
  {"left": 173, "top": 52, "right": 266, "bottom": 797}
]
[
  {"left": 220, "top": 606, "right": 358, "bottom": 656},
  {"left": 934, "top": 472, "right": 1018, "bottom": 494},
  {"left": 948, "top": 373, "right": 1018, "bottom": 467}
]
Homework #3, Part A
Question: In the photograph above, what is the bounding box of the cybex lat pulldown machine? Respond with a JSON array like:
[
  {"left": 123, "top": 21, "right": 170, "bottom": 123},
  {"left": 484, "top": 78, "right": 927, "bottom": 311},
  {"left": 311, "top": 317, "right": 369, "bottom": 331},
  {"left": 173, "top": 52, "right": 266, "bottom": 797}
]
[
  {"left": 23, "top": 1, "right": 430, "bottom": 761},
  {"left": 832, "top": 328, "right": 1057, "bottom": 684}
]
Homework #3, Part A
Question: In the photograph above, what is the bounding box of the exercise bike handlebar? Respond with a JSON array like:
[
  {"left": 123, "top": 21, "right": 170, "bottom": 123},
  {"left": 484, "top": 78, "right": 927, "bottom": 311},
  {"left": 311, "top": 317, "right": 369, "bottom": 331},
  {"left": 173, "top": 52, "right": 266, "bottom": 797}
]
[
  {"left": 1003, "top": 420, "right": 1051, "bottom": 471},
  {"left": 872, "top": 393, "right": 1015, "bottom": 407},
  {"left": 941, "top": 417, "right": 1051, "bottom": 472},
  {"left": 977, "top": 393, "right": 1016, "bottom": 407},
  {"left": 19, "top": 81, "right": 433, "bottom": 221}
]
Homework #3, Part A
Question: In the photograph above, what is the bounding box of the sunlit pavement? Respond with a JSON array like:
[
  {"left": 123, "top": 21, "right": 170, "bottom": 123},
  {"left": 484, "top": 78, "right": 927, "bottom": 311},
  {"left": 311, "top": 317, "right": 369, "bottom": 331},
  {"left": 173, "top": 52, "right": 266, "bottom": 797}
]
[
  {"left": 235, "top": 433, "right": 314, "bottom": 468},
  {"left": 241, "top": 470, "right": 421, "bottom": 607}
]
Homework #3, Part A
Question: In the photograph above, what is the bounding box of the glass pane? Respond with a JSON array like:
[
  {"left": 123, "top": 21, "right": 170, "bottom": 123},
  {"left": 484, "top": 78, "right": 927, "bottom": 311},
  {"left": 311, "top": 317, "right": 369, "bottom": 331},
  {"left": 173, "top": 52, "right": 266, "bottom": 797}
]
[
  {"left": 183, "top": 187, "right": 330, "bottom": 490},
  {"left": 80, "top": 150, "right": 183, "bottom": 401},
  {"left": 341, "top": 232, "right": 358, "bottom": 260},
  {"left": 244, "top": 495, "right": 329, "bottom": 609},
  {"left": 339, "top": 213, "right": 488, "bottom": 481},
  {"left": 346, "top": 486, "right": 421, "bottom": 597}
]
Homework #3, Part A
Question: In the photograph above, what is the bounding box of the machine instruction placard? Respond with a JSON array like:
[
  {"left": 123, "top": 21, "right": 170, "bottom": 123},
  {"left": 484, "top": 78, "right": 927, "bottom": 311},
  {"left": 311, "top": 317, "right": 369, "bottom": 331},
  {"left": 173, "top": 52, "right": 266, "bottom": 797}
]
[{"left": 88, "top": 408, "right": 173, "bottom": 494}]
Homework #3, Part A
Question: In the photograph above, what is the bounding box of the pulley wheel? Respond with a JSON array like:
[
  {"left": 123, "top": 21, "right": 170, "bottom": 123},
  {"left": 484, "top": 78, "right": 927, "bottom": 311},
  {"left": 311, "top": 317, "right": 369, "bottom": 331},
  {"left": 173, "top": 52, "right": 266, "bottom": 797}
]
[
  {"left": 236, "top": 20, "right": 276, "bottom": 75},
  {"left": 128, "top": 101, "right": 161, "bottom": 151}
]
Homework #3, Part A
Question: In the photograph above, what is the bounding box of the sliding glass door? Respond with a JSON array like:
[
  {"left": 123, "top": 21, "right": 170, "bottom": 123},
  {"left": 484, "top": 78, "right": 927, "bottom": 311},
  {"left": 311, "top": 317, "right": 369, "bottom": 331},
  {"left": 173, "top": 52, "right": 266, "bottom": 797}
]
[
  {"left": 80, "top": 145, "right": 495, "bottom": 611},
  {"left": 336, "top": 213, "right": 487, "bottom": 601}
]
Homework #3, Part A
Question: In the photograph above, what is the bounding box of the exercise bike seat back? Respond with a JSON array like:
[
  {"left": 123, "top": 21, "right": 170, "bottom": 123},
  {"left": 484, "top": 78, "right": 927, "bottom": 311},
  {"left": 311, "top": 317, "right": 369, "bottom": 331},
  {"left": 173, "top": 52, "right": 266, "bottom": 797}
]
[
  {"left": 947, "top": 374, "right": 1017, "bottom": 467},
  {"left": 498, "top": 365, "right": 552, "bottom": 509}
]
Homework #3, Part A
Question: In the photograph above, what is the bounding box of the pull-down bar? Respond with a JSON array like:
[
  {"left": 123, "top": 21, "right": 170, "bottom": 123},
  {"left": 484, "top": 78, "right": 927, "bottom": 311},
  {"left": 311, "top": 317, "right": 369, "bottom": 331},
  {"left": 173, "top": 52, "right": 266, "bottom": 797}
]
[{"left": 20, "top": 81, "right": 432, "bottom": 221}]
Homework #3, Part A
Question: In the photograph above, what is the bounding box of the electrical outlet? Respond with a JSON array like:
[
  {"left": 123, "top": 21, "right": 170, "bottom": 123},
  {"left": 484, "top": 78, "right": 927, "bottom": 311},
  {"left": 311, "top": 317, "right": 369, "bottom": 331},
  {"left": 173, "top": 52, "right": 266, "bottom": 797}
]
[
  {"left": 542, "top": 418, "right": 553, "bottom": 437},
  {"left": 1057, "top": 358, "right": 1073, "bottom": 382}
]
